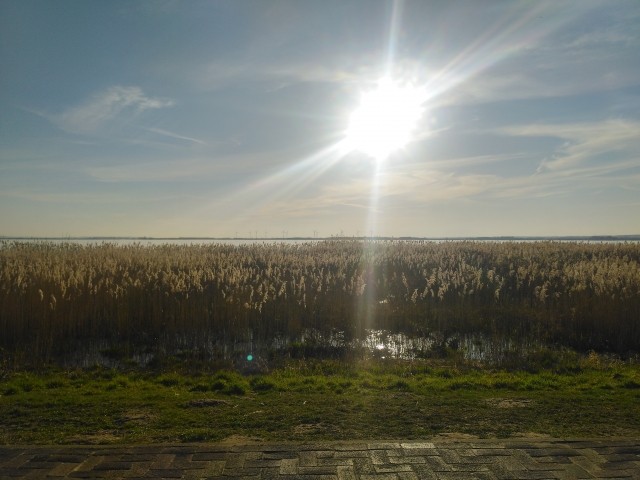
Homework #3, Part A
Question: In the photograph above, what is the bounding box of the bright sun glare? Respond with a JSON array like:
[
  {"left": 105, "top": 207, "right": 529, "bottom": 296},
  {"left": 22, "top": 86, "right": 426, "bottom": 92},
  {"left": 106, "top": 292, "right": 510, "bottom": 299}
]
[{"left": 345, "top": 77, "right": 426, "bottom": 160}]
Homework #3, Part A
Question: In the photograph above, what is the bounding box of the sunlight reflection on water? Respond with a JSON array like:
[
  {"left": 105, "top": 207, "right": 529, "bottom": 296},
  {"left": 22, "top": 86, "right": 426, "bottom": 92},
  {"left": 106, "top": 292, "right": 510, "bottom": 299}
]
[{"left": 61, "top": 329, "right": 541, "bottom": 369}]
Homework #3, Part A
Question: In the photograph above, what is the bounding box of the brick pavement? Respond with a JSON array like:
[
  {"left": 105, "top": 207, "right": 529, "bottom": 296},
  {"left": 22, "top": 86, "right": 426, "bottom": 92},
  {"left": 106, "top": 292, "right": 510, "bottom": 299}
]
[{"left": 0, "top": 439, "right": 638, "bottom": 479}]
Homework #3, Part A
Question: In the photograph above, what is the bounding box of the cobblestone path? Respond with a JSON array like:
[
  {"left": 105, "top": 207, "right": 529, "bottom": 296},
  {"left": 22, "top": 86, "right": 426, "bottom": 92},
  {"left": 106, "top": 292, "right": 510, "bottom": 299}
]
[{"left": 1, "top": 440, "right": 639, "bottom": 479}]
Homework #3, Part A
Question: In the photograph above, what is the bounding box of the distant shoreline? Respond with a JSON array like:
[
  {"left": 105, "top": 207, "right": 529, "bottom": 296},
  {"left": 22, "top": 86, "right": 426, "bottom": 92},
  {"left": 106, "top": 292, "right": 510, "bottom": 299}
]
[{"left": 2, "top": 235, "right": 640, "bottom": 241}]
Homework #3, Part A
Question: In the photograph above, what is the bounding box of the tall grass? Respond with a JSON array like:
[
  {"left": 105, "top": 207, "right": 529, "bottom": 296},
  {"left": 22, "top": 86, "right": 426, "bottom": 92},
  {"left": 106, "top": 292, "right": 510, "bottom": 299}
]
[{"left": 1, "top": 240, "right": 639, "bottom": 364}]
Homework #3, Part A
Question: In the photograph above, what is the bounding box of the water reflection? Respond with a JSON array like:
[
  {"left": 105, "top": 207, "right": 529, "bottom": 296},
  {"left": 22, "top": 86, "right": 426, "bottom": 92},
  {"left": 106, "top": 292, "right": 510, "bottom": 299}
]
[{"left": 60, "top": 329, "right": 542, "bottom": 369}]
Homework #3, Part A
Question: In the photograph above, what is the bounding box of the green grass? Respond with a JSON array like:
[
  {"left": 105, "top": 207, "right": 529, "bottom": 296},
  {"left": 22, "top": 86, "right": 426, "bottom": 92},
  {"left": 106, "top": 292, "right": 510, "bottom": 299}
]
[{"left": 1, "top": 358, "right": 639, "bottom": 444}]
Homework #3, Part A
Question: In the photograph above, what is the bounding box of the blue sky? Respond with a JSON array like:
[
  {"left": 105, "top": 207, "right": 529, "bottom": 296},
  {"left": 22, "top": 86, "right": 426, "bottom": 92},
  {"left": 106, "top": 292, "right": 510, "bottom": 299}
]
[{"left": 1, "top": 0, "right": 639, "bottom": 237}]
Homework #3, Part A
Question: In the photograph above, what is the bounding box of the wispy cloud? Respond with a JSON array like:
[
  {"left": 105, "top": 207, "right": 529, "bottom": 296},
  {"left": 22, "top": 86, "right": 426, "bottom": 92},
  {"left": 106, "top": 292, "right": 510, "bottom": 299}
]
[
  {"left": 143, "top": 127, "right": 207, "bottom": 145},
  {"left": 83, "top": 149, "right": 270, "bottom": 183},
  {"left": 86, "top": 159, "right": 217, "bottom": 183},
  {"left": 193, "top": 1, "right": 639, "bottom": 109},
  {"left": 197, "top": 60, "right": 367, "bottom": 92},
  {"left": 0, "top": 187, "right": 181, "bottom": 204},
  {"left": 431, "top": 3, "right": 640, "bottom": 105},
  {"left": 501, "top": 119, "right": 640, "bottom": 172},
  {"left": 49, "top": 86, "right": 174, "bottom": 134}
]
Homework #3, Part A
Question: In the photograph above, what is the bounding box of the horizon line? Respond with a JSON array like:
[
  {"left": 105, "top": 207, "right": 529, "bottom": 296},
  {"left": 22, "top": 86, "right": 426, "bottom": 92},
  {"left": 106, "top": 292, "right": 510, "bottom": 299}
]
[{"left": 2, "top": 234, "right": 640, "bottom": 241}]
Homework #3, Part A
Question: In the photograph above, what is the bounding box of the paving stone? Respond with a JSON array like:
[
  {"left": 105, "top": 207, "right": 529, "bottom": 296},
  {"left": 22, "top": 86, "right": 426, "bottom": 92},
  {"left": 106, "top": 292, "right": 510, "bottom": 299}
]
[
  {"left": 121, "top": 462, "right": 152, "bottom": 478},
  {"left": 474, "top": 473, "right": 499, "bottom": 480},
  {"left": 149, "top": 452, "right": 176, "bottom": 469},
  {"left": 147, "top": 468, "right": 184, "bottom": 478},
  {"left": 497, "top": 471, "right": 558, "bottom": 480},
  {"left": 472, "top": 448, "right": 515, "bottom": 457},
  {"left": 412, "top": 464, "right": 438, "bottom": 478},
  {"left": 316, "top": 457, "right": 354, "bottom": 466},
  {"left": 70, "top": 455, "right": 105, "bottom": 473},
  {"left": 280, "top": 457, "right": 299, "bottom": 474},
  {"left": 532, "top": 455, "right": 574, "bottom": 464},
  {"left": 45, "top": 462, "right": 80, "bottom": 477},
  {"left": 388, "top": 455, "right": 427, "bottom": 464},
  {"left": 436, "top": 448, "right": 463, "bottom": 464},
  {"left": 552, "top": 463, "right": 595, "bottom": 479},
  {"left": 360, "top": 474, "right": 399, "bottom": 480},
  {"left": 19, "top": 460, "right": 54, "bottom": 469},
  {"left": 604, "top": 454, "right": 640, "bottom": 462},
  {"left": 436, "top": 472, "right": 489, "bottom": 480},
  {"left": 334, "top": 450, "right": 368, "bottom": 458},
  {"left": 398, "top": 447, "right": 441, "bottom": 457},
  {"left": 47, "top": 454, "right": 92, "bottom": 463},
  {"left": 610, "top": 446, "right": 640, "bottom": 455},
  {"left": 336, "top": 465, "right": 357, "bottom": 480},
  {"left": 68, "top": 471, "right": 111, "bottom": 478},
  {"left": 369, "top": 449, "right": 390, "bottom": 465},
  {"left": 401, "top": 442, "right": 435, "bottom": 449},
  {"left": 368, "top": 442, "right": 402, "bottom": 450},
  {"left": 192, "top": 451, "right": 228, "bottom": 461},
  {"left": 160, "top": 446, "right": 195, "bottom": 454},
  {"left": 197, "top": 459, "right": 226, "bottom": 477},
  {"left": 1, "top": 468, "right": 33, "bottom": 477},
  {"left": 2, "top": 452, "right": 33, "bottom": 469},
  {"left": 255, "top": 466, "right": 281, "bottom": 479},
  {"left": 449, "top": 463, "right": 491, "bottom": 472},
  {"left": 353, "top": 457, "right": 375, "bottom": 474},
  {"left": 469, "top": 443, "right": 509, "bottom": 449},
  {"left": 397, "top": 472, "right": 420, "bottom": 480},
  {"left": 1, "top": 439, "right": 638, "bottom": 479},
  {"left": 256, "top": 444, "right": 301, "bottom": 452},
  {"left": 374, "top": 463, "right": 413, "bottom": 473},
  {"left": 223, "top": 453, "right": 246, "bottom": 469},
  {"left": 263, "top": 451, "right": 300, "bottom": 460},
  {"left": 525, "top": 448, "right": 581, "bottom": 458},
  {"left": 601, "top": 461, "right": 640, "bottom": 470},
  {"left": 221, "top": 466, "right": 262, "bottom": 477},
  {"left": 298, "top": 465, "right": 339, "bottom": 475},
  {"left": 424, "top": 456, "right": 454, "bottom": 472},
  {"left": 245, "top": 458, "right": 282, "bottom": 468},
  {"left": 299, "top": 451, "right": 319, "bottom": 466},
  {"left": 93, "top": 461, "right": 132, "bottom": 470},
  {"left": 592, "top": 471, "right": 637, "bottom": 478}
]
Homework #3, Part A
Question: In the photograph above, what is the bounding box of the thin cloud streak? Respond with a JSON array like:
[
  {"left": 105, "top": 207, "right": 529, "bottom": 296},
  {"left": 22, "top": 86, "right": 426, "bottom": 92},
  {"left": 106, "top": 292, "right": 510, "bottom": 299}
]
[
  {"left": 500, "top": 120, "right": 640, "bottom": 172},
  {"left": 143, "top": 127, "right": 207, "bottom": 146},
  {"left": 0, "top": 188, "right": 183, "bottom": 204},
  {"left": 49, "top": 86, "right": 174, "bottom": 134}
]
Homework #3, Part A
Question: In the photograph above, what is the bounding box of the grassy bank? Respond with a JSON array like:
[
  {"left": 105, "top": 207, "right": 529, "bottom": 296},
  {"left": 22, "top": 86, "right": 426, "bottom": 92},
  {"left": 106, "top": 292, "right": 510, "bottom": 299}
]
[{"left": 2, "top": 357, "right": 639, "bottom": 444}]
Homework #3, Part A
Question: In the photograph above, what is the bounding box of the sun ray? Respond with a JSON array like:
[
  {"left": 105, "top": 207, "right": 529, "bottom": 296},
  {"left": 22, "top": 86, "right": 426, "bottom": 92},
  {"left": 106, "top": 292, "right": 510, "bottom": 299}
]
[{"left": 181, "top": 141, "right": 348, "bottom": 235}]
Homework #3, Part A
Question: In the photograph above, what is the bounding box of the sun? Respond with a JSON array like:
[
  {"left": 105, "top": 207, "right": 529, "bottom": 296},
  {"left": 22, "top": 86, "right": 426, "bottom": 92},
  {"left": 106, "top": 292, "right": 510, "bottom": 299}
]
[{"left": 345, "top": 77, "right": 426, "bottom": 160}]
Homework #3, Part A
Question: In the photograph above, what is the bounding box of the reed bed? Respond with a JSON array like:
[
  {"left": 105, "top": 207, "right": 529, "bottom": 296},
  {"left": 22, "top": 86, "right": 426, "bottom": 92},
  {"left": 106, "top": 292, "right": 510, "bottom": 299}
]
[{"left": 1, "top": 240, "right": 639, "bottom": 364}]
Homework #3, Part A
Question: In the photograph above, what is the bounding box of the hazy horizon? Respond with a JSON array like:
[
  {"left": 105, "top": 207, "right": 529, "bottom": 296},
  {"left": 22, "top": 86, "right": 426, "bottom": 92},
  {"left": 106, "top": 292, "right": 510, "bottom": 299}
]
[
  {"left": 2, "top": 1, "right": 639, "bottom": 238},
  {"left": 2, "top": 234, "right": 639, "bottom": 241}
]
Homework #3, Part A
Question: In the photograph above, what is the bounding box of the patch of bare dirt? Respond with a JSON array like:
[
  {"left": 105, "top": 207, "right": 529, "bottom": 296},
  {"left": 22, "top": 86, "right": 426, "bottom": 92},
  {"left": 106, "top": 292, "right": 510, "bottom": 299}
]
[
  {"left": 120, "top": 409, "right": 155, "bottom": 424},
  {"left": 185, "top": 398, "right": 232, "bottom": 408},
  {"left": 68, "top": 431, "right": 122, "bottom": 444},
  {"left": 511, "top": 432, "right": 554, "bottom": 439},
  {"left": 292, "top": 423, "right": 339, "bottom": 436},
  {"left": 485, "top": 398, "right": 534, "bottom": 408}
]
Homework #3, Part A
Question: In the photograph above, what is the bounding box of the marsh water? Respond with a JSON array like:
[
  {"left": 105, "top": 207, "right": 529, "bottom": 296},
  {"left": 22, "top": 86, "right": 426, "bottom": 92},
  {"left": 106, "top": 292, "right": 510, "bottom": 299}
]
[{"left": 60, "top": 329, "right": 543, "bottom": 369}]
